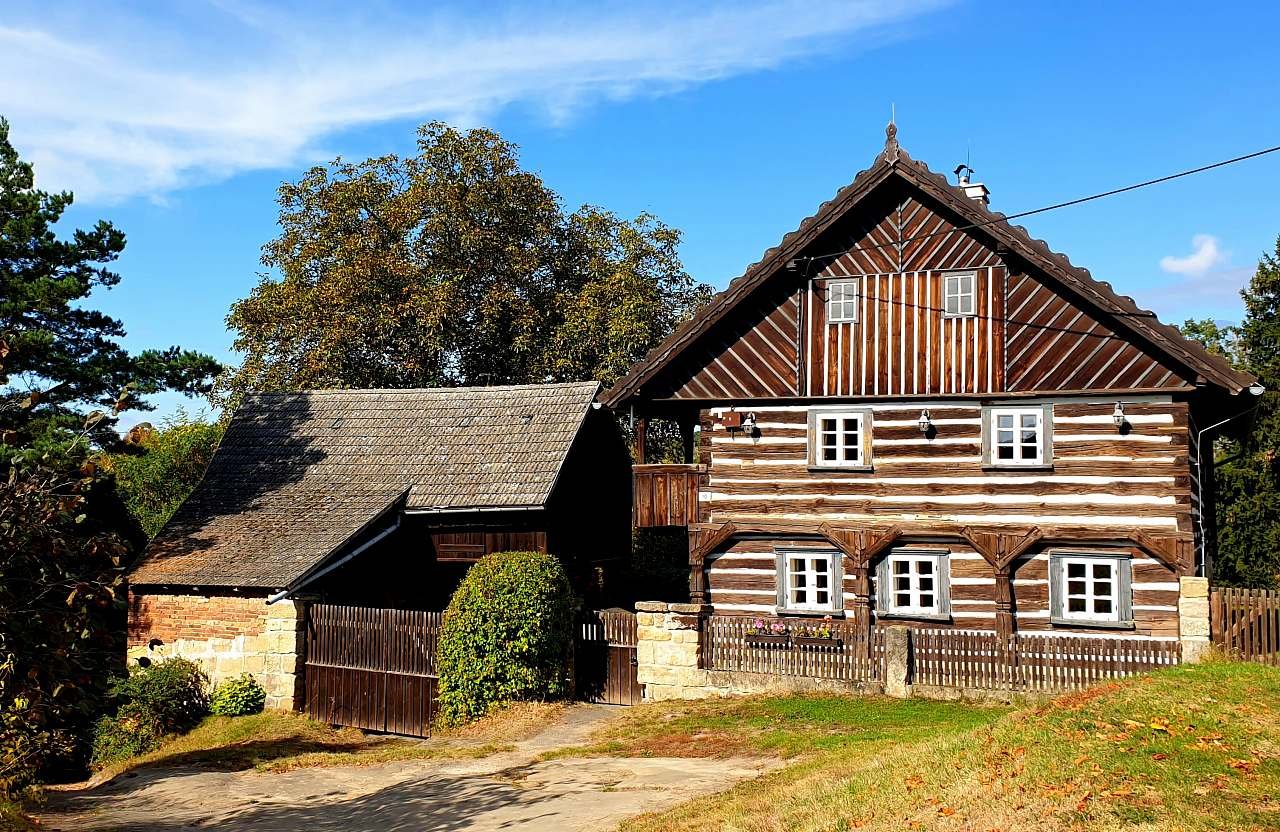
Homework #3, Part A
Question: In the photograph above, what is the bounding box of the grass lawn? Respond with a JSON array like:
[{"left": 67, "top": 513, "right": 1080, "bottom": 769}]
[
  {"left": 608, "top": 659, "right": 1280, "bottom": 832},
  {"left": 92, "top": 700, "right": 565, "bottom": 781}
]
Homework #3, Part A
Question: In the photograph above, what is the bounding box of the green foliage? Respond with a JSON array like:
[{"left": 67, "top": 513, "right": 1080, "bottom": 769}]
[
  {"left": 1180, "top": 317, "right": 1242, "bottom": 365},
  {"left": 0, "top": 117, "right": 220, "bottom": 459},
  {"left": 437, "top": 551, "right": 575, "bottom": 725},
  {"left": 1208, "top": 236, "right": 1280, "bottom": 587},
  {"left": 216, "top": 121, "right": 711, "bottom": 408},
  {"left": 0, "top": 463, "right": 127, "bottom": 795},
  {"left": 90, "top": 658, "right": 210, "bottom": 768},
  {"left": 209, "top": 674, "right": 266, "bottom": 717},
  {"left": 90, "top": 702, "right": 165, "bottom": 768},
  {"left": 101, "top": 410, "right": 224, "bottom": 537}
]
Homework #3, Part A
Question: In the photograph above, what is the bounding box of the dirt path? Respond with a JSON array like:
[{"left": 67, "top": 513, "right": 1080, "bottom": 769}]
[{"left": 36, "top": 705, "right": 773, "bottom": 832}]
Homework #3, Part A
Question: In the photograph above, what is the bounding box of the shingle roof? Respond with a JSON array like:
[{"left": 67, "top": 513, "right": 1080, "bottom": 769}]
[
  {"left": 129, "top": 381, "right": 600, "bottom": 588},
  {"left": 603, "top": 130, "right": 1255, "bottom": 406}
]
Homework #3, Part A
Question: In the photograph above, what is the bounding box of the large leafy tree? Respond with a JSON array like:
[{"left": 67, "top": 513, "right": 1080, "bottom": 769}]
[
  {"left": 101, "top": 411, "right": 224, "bottom": 538},
  {"left": 217, "top": 122, "right": 711, "bottom": 405},
  {"left": 0, "top": 116, "right": 220, "bottom": 790},
  {"left": 1182, "top": 236, "right": 1280, "bottom": 586},
  {"left": 0, "top": 117, "right": 221, "bottom": 460}
]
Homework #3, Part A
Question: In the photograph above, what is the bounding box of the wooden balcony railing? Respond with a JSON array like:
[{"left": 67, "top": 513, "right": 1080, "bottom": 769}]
[{"left": 633, "top": 464, "right": 705, "bottom": 528}]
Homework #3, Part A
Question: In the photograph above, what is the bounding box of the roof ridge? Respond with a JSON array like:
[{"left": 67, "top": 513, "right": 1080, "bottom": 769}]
[{"left": 250, "top": 380, "right": 600, "bottom": 397}]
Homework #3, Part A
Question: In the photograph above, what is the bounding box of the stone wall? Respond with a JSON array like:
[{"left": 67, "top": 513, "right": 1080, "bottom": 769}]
[
  {"left": 127, "top": 590, "right": 304, "bottom": 710},
  {"left": 1178, "top": 576, "right": 1211, "bottom": 662}
]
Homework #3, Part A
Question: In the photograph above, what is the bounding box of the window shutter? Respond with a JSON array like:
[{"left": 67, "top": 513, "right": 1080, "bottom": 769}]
[
  {"left": 806, "top": 410, "right": 818, "bottom": 468},
  {"left": 1048, "top": 554, "right": 1064, "bottom": 620},
  {"left": 937, "top": 554, "right": 952, "bottom": 617},
  {"left": 1041, "top": 403, "right": 1055, "bottom": 464},
  {"left": 980, "top": 408, "right": 993, "bottom": 464},
  {"left": 775, "top": 550, "right": 788, "bottom": 610},
  {"left": 830, "top": 552, "right": 845, "bottom": 613},
  {"left": 1117, "top": 557, "right": 1134, "bottom": 623},
  {"left": 875, "top": 558, "right": 891, "bottom": 613}
]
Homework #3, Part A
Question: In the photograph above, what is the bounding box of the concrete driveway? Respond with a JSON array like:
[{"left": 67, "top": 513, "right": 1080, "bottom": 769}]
[{"left": 37, "top": 706, "right": 773, "bottom": 832}]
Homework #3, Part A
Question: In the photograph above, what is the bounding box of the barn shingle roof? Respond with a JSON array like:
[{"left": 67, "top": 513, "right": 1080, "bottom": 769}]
[{"left": 129, "top": 381, "right": 600, "bottom": 589}]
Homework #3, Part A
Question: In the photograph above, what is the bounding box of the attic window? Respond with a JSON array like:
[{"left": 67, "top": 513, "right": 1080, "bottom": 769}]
[
  {"left": 827, "top": 279, "right": 860, "bottom": 323},
  {"left": 943, "top": 271, "right": 976, "bottom": 317}
]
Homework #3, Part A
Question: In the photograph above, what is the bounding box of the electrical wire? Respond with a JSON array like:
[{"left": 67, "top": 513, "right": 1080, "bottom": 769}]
[{"left": 791, "top": 143, "right": 1280, "bottom": 266}]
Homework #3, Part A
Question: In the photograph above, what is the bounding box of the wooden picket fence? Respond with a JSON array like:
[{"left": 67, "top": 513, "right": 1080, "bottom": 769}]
[
  {"left": 914, "top": 629, "right": 1181, "bottom": 692},
  {"left": 703, "top": 618, "right": 1181, "bottom": 693},
  {"left": 702, "top": 616, "right": 884, "bottom": 682},
  {"left": 1211, "top": 586, "right": 1280, "bottom": 666}
]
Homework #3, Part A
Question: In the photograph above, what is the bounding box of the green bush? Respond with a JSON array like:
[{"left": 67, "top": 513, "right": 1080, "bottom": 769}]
[
  {"left": 110, "top": 657, "right": 209, "bottom": 734},
  {"left": 210, "top": 675, "right": 266, "bottom": 716},
  {"left": 437, "top": 551, "right": 576, "bottom": 725},
  {"left": 90, "top": 657, "right": 210, "bottom": 768},
  {"left": 90, "top": 703, "right": 165, "bottom": 768}
]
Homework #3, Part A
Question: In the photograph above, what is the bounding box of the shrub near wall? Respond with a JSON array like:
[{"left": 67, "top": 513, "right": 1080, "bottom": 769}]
[{"left": 437, "top": 551, "right": 575, "bottom": 725}]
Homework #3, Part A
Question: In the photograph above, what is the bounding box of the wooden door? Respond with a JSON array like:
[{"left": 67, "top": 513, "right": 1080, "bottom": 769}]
[{"left": 576, "top": 609, "right": 642, "bottom": 706}]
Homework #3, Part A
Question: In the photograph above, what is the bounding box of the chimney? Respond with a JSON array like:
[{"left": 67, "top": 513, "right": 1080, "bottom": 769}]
[{"left": 953, "top": 164, "right": 990, "bottom": 206}]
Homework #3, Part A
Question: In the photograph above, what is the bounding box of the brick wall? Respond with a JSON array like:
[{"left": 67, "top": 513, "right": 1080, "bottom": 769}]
[{"left": 127, "top": 590, "right": 304, "bottom": 711}]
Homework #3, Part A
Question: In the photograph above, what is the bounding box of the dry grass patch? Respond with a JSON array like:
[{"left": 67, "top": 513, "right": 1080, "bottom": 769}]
[
  {"left": 620, "top": 659, "right": 1280, "bottom": 832},
  {"left": 92, "top": 700, "right": 567, "bottom": 781}
]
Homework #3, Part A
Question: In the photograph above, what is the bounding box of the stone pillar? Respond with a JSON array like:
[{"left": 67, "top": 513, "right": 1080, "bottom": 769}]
[
  {"left": 1178, "top": 576, "right": 1211, "bottom": 663},
  {"left": 262, "top": 599, "right": 306, "bottom": 710},
  {"left": 883, "top": 625, "right": 913, "bottom": 698},
  {"left": 635, "top": 601, "right": 711, "bottom": 701}
]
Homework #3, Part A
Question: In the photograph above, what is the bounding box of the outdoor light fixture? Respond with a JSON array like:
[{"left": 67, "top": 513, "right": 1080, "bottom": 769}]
[
  {"left": 741, "top": 411, "right": 758, "bottom": 434},
  {"left": 1112, "top": 402, "right": 1126, "bottom": 429},
  {"left": 918, "top": 409, "right": 932, "bottom": 434}
]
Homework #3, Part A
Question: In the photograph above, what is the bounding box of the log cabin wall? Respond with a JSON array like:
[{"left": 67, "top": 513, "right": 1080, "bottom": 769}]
[
  {"left": 702, "top": 398, "right": 1191, "bottom": 533},
  {"left": 703, "top": 534, "right": 1181, "bottom": 639}
]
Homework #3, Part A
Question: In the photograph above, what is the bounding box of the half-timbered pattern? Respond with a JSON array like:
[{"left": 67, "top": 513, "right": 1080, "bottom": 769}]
[{"left": 607, "top": 125, "right": 1258, "bottom": 655}]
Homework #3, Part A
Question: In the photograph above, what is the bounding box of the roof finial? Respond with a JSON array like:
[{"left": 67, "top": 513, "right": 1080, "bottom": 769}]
[{"left": 884, "top": 104, "right": 900, "bottom": 161}]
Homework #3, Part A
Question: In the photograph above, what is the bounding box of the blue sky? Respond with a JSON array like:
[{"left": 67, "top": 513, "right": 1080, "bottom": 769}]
[{"left": 4, "top": 1, "right": 1279, "bottom": 424}]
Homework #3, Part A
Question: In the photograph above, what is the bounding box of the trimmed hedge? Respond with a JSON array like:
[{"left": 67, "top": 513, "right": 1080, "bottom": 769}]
[{"left": 437, "top": 551, "right": 575, "bottom": 725}]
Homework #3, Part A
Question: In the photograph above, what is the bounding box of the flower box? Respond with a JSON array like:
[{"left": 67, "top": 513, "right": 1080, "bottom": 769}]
[
  {"left": 793, "top": 636, "right": 842, "bottom": 648},
  {"left": 744, "top": 633, "right": 791, "bottom": 648}
]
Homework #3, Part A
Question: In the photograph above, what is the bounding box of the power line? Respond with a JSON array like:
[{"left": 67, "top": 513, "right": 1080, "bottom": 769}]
[{"left": 792, "top": 142, "right": 1280, "bottom": 266}]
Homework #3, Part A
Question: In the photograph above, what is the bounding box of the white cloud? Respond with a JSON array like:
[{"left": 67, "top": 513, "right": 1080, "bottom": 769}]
[
  {"left": 1159, "top": 233, "right": 1227, "bottom": 277},
  {"left": 0, "top": 1, "right": 949, "bottom": 203}
]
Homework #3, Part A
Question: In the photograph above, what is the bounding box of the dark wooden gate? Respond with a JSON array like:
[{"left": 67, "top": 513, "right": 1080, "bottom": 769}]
[
  {"left": 576, "top": 609, "right": 641, "bottom": 706},
  {"left": 1212, "top": 587, "right": 1280, "bottom": 666},
  {"left": 304, "top": 603, "right": 442, "bottom": 737}
]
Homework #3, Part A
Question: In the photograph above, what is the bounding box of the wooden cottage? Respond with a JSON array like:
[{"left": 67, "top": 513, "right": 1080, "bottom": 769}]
[
  {"left": 607, "top": 126, "right": 1259, "bottom": 646},
  {"left": 126, "top": 382, "right": 630, "bottom": 710}
]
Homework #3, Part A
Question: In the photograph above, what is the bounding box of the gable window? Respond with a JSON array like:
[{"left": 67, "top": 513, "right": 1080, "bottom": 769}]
[
  {"left": 1050, "top": 553, "right": 1133, "bottom": 628},
  {"left": 776, "top": 549, "right": 842, "bottom": 613},
  {"left": 808, "top": 409, "right": 871, "bottom": 469},
  {"left": 827, "top": 279, "right": 860, "bottom": 323},
  {"left": 943, "top": 271, "right": 976, "bottom": 317},
  {"left": 876, "top": 550, "right": 950, "bottom": 619},
  {"left": 985, "top": 406, "right": 1051, "bottom": 467}
]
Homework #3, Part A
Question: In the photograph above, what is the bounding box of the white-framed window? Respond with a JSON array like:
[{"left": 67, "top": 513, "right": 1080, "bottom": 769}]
[
  {"left": 876, "top": 551, "right": 950, "bottom": 619},
  {"left": 808, "top": 409, "right": 871, "bottom": 469},
  {"left": 776, "top": 549, "right": 842, "bottom": 613},
  {"left": 986, "top": 406, "right": 1050, "bottom": 466},
  {"left": 827, "top": 279, "right": 860, "bottom": 323},
  {"left": 943, "top": 271, "right": 976, "bottom": 317},
  {"left": 1050, "top": 553, "right": 1133, "bottom": 627}
]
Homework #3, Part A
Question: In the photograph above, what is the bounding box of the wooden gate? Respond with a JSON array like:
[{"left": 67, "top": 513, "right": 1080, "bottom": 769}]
[
  {"left": 576, "top": 609, "right": 641, "bottom": 705},
  {"left": 304, "top": 603, "right": 442, "bottom": 737},
  {"left": 1212, "top": 587, "right": 1280, "bottom": 666}
]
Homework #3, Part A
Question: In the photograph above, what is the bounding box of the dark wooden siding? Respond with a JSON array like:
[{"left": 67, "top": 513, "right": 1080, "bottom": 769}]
[
  {"left": 654, "top": 279, "right": 800, "bottom": 400},
  {"left": 1006, "top": 272, "right": 1192, "bottom": 391}
]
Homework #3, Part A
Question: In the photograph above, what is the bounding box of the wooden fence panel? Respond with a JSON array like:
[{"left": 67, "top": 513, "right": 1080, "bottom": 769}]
[
  {"left": 304, "top": 604, "right": 441, "bottom": 737},
  {"left": 701, "top": 616, "right": 882, "bottom": 682},
  {"left": 576, "top": 609, "right": 641, "bottom": 706},
  {"left": 1212, "top": 587, "right": 1280, "bottom": 666}
]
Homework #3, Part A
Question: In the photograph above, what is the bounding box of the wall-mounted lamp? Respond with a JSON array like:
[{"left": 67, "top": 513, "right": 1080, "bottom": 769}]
[
  {"left": 1112, "top": 402, "right": 1126, "bottom": 429},
  {"left": 741, "top": 412, "right": 758, "bottom": 434},
  {"left": 917, "top": 409, "right": 932, "bottom": 434}
]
